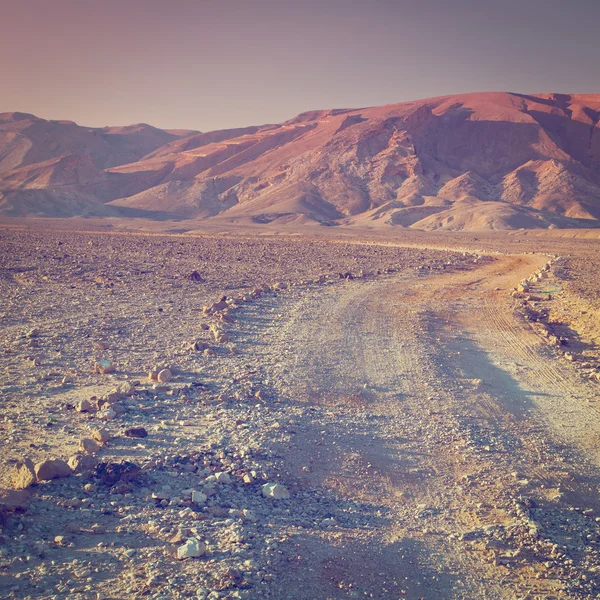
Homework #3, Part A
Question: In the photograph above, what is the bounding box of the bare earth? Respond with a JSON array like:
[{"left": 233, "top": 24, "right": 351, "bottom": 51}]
[{"left": 1, "top": 225, "right": 600, "bottom": 600}]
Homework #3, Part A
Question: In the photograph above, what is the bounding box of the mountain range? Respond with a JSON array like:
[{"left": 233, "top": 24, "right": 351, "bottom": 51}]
[{"left": 2, "top": 91, "right": 600, "bottom": 230}]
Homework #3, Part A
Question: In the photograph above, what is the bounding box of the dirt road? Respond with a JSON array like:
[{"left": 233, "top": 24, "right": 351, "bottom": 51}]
[{"left": 244, "top": 253, "right": 600, "bottom": 599}]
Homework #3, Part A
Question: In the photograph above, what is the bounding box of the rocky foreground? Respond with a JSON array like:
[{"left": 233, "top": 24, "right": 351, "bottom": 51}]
[{"left": 1, "top": 229, "right": 480, "bottom": 599}]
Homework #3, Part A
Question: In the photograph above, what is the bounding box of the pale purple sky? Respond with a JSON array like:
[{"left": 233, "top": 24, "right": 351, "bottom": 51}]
[{"left": 1, "top": 0, "right": 599, "bottom": 131}]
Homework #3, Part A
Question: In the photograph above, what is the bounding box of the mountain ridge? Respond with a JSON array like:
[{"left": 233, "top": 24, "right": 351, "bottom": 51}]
[{"left": 2, "top": 92, "right": 600, "bottom": 231}]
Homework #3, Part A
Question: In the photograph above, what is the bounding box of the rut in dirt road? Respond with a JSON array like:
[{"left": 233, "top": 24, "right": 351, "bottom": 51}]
[{"left": 245, "top": 254, "right": 600, "bottom": 600}]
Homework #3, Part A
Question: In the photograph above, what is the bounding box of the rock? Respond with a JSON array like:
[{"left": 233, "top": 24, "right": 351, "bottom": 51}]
[
  {"left": 242, "top": 473, "right": 255, "bottom": 485},
  {"left": 68, "top": 453, "right": 99, "bottom": 473},
  {"left": 102, "top": 401, "right": 124, "bottom": 415},
  {"left": 124, "top": 427, "right": 148, "bottom": 438},
  {"left": 262, "top": 483, "right": 290, "bottom": 499},
  {"left": 91, "top": 428, "right": 111, "bottom": 444},
  {"left": 214, "top": 472, "right": 231, "bottom": 484},
  {"left": 148, "top": 369, "right": 159, "bottom": 381},
  {"left": 94, "top": 360, "right": 115, "bottom": 375},
  {"left": 97, "top": 407, "right": 117, "bottom": 421},
  {"left": 76, "top": 398, "right": 95, "bottom": 413},
  {"left": 11, "top": 458, "right": 37, "bottom": 490},
  {"left": 157, "top": 368, "right": 172, "bottom": 383},
  {"left": 191, "top": 491, "right": 208, "bottom": 504},
  {"left": 187, "top": 270, "right": 205, "bottom": 282},
  {"left": 210, "top": 297, "right": 229, "bottom": 312},
  {"left": 94, "top": 461, "right": 141, "bottom": 486},
  {"left": 113, "top": 382, "right": 135, "bottom": 397},
  {"left": 34, "top": 459, "right": 72, "bottom": 481},
  {"left": 177, "top": 538, "right": 206, "bottom": 560},
  {"left": 78, "top": 438, "right": 101, "bottom": 454}
]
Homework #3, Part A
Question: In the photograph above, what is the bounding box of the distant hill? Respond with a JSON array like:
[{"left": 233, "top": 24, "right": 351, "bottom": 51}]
[{"left": 2, "top": 92, "right": 600, "bottom": 230}]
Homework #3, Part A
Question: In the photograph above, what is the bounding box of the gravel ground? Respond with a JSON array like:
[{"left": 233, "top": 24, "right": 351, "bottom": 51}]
[{"left": 0, "top": 228, "right": 478, "bottom": 600}]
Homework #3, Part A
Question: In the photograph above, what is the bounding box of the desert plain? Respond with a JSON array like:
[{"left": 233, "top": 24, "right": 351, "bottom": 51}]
[{"left": 0, "top": 220, "right": 600, "bottom": 600}]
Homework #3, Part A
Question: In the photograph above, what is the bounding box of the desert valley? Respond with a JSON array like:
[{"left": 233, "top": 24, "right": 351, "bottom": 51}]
[{"left": 1, "top": 90, "right": 600, "bottom": 600}]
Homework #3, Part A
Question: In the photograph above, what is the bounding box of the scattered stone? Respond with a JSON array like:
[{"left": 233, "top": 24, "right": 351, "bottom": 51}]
[
  {"left": 34, "top": 459, "right": 72, "bottom": 481},
  {"left": 214, "top": 471, "right": 231, "bottom": 484},
  {"left": 91, "top": 428, "right": 111, "bottom": 444},
  {"left": 177, "top": 538, "right": 206, "bottom": 560},
  {"left": 97, "top": 407, "right": 117, "bottom": 421},
  {"left": 125, "top": 427, "right": 148, "bottom": 438},
  {"left": 79, "top": 438, "right": 101, "bottom": 454},
  {"left": 187, "top": 271, "right": 205, "bottom": 282},
  {"left": 11, "top": 458, "right": 36, "bottom": 490},
  {"left": 94, "top": 461, "right": 141, "bottom": 486},
  {"left": 68, "top": 453, "right": 99, "bottom": 474},
  {"left": 191, "top": 491, "right": 208, "bottom": 505},
  {"left": 94, "top": 360, "right": 115, "bottom": 375},
  {"left": 76, "top": 398, "right": 95, "bottom": 413},
  {"left": 262, "top": 483, "right": 290, "bottom": 499},
  {"left": 157, "top": 368, "right": 172, "bottom": 383}
]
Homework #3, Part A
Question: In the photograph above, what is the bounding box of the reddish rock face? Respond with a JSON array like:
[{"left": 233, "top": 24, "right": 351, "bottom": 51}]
[{"left": 2, "top": 92, "right": 600, "bottom": 229}]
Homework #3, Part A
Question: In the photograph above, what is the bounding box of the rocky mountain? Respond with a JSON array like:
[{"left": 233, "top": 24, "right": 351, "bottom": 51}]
[{"left": 2, "top": 92, "right": 600, "bottom": 230}]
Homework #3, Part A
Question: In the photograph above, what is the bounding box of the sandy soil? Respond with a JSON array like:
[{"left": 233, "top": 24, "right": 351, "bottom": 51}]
[{"left": 1, "top": 225, "right": 600, "bottom": 600}]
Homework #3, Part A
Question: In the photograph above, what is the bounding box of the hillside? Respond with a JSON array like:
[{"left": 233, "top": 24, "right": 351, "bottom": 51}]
[{"left": 2, "top": 92, "right": 600, "bottom": 230}]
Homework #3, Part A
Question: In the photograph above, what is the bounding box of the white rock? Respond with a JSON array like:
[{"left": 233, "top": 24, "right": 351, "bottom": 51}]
[
  {"left": 177, "top": 538, "right": 206, "bottom": 560},
  {"left": 191, "top": 491, "right": 208, "bottom": 504},
  {"left": 262, "top": 483, "right": 290, "bottom": 499},
  {"left": 214, "top": 471, "right": 231, "bottom": 484}
]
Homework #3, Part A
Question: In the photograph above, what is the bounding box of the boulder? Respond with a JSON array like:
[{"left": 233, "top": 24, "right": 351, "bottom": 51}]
[
  {"left": 68, "top": 453, "right": 99, "bottom": 474},
  {"left": 34, "top": 459, "right": 72, "bottom": 481},
  {"left": 11, "top": 458, "right": 36, "bottom": 490}
]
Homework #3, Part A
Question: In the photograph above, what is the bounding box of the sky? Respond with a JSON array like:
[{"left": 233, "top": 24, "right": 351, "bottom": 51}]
[{"left": 1, "top": 0, "right": 599, "bottom": 131}]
